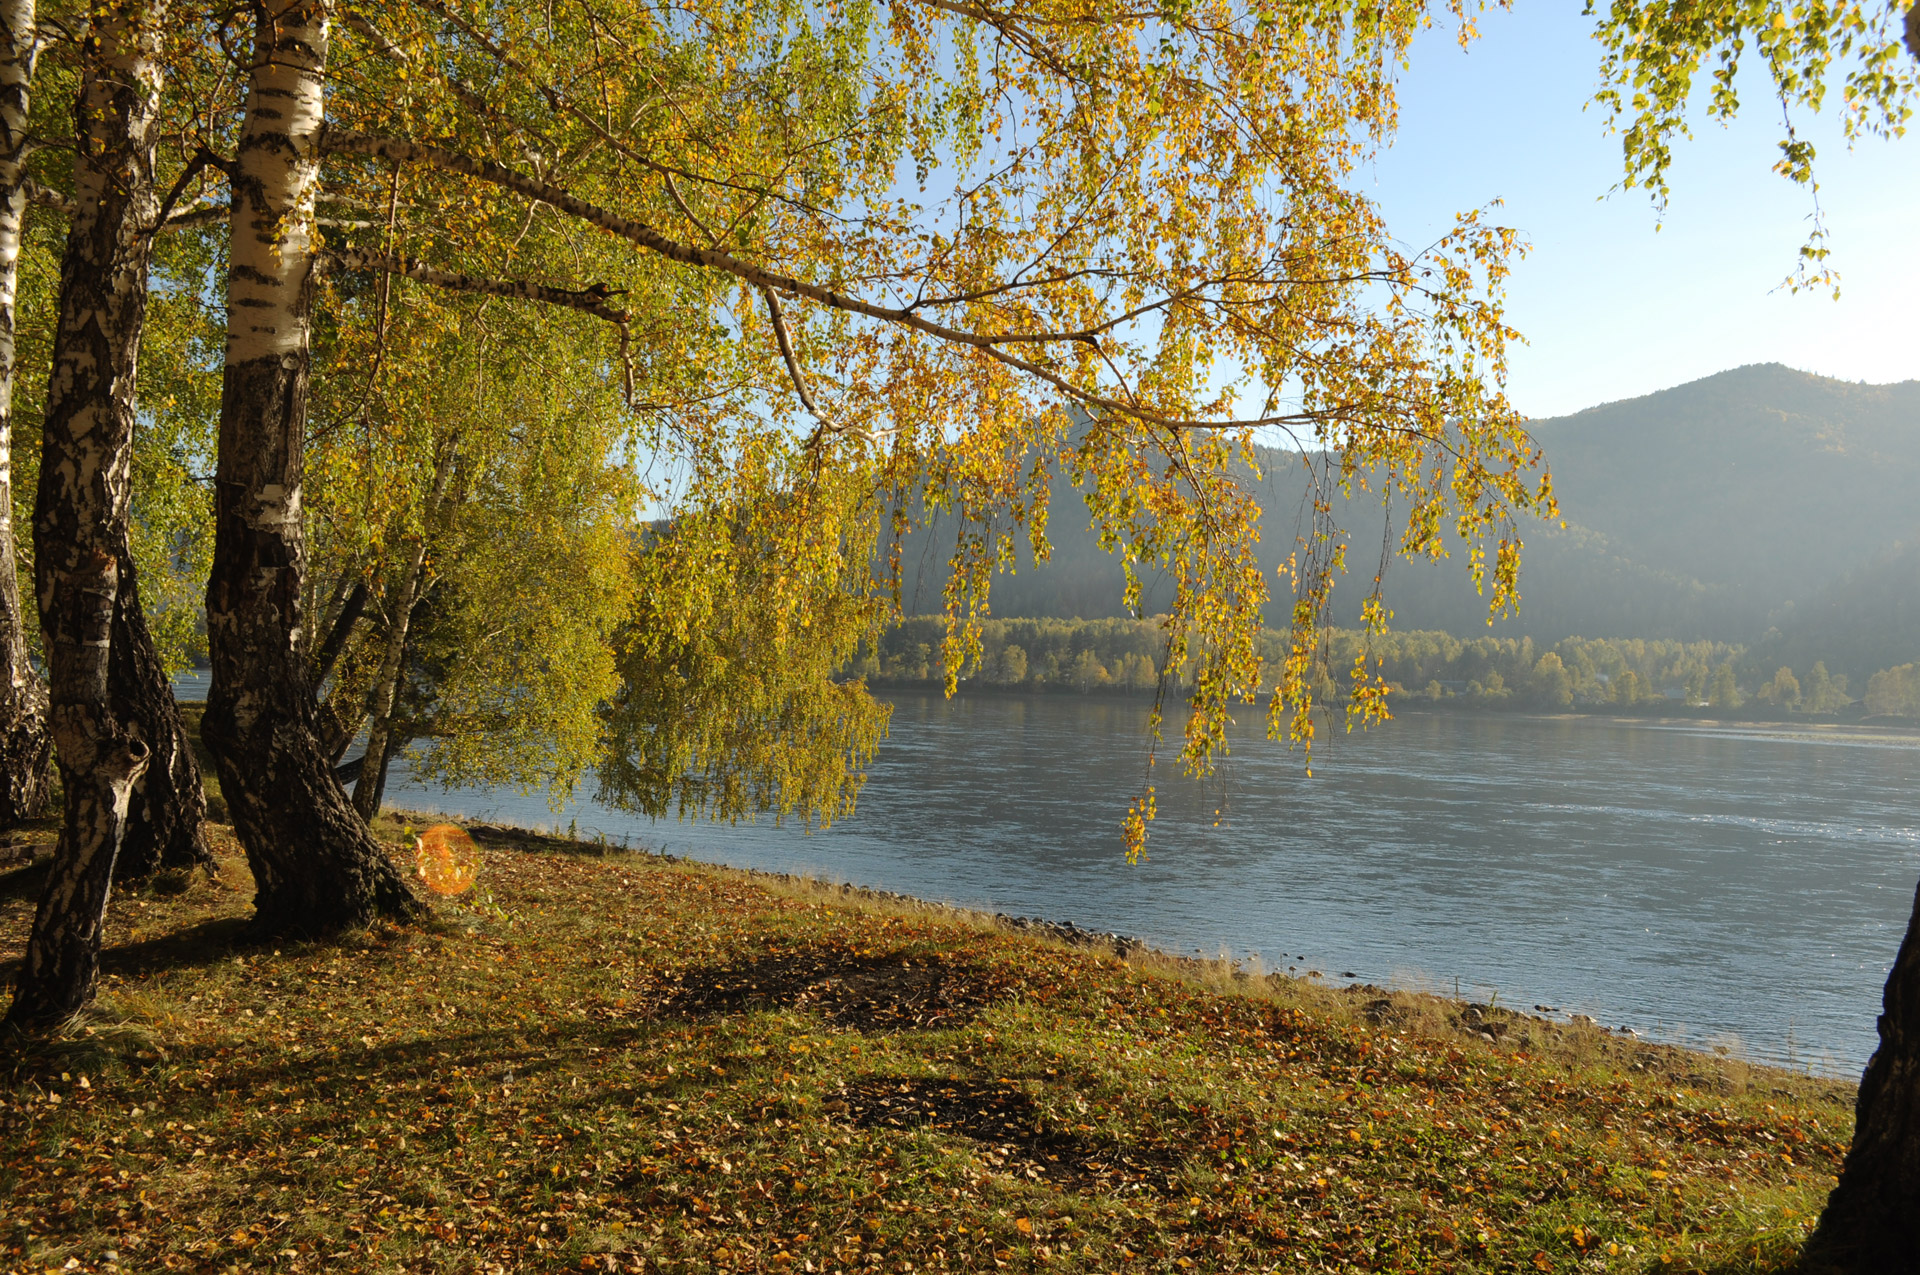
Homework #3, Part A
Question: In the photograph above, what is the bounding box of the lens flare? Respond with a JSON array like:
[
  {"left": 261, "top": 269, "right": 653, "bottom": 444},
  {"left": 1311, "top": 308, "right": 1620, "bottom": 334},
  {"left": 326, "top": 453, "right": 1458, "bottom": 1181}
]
[{"left": 414, "top": 824, "right": 480, "bottom": 896}]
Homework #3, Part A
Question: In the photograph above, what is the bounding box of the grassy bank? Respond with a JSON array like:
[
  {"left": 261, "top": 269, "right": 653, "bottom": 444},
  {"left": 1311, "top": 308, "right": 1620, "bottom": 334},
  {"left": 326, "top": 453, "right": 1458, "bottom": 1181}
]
[{"left": 0, "top": 807, "right": 1856, "bottom": 1274}]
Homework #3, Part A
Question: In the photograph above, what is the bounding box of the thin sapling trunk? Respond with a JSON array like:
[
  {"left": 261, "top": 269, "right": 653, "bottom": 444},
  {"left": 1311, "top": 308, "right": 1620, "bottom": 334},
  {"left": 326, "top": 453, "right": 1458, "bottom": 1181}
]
[{"left": 353, "top": 446, "right": 453, "bottom": 823}]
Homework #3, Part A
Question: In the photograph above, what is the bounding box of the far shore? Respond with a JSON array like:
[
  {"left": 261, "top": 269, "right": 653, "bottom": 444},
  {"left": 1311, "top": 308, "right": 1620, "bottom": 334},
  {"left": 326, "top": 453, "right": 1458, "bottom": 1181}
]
[{"left": 868, "top": 678, "right": 1920, "bottom": 734}]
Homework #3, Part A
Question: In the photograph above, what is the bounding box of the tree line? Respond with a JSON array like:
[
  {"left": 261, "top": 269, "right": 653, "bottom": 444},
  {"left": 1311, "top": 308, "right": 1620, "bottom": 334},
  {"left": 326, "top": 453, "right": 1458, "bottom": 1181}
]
[{"left": 863, "top": 617, "right": 1907, "bottom": 718}]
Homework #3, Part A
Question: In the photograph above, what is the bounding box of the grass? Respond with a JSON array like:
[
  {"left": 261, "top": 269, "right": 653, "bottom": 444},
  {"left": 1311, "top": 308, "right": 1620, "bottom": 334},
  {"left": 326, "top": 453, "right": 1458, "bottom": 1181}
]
[{"left": 0, "top": 804, "right": 1855, "bottom": 1274}]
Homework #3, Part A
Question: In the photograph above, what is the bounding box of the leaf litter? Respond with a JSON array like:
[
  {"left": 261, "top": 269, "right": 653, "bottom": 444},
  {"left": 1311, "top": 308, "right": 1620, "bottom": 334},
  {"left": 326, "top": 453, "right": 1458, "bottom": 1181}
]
[{"left": 0, "top": 811, "right": 1855, "bottom": 1273}]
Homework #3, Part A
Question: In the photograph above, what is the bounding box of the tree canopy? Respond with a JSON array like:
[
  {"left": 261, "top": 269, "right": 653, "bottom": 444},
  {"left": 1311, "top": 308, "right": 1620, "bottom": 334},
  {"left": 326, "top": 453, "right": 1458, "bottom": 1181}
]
[
  {"left": 1, "top": 0, "right": 1559, "bottom": 1025},
  {"left": 291, "top": 0, "right": 1553, "bottom": 852}
]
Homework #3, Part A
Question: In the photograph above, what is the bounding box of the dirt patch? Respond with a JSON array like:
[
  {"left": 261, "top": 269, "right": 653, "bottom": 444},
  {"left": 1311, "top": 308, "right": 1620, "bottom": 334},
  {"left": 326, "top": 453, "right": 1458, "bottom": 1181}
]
[
  {"left": 656, "top": 948, "right": 1016, "bottom": 1032},
  {"left": 829, "top": 1076, "right": 1179, "bottom": 1193}
]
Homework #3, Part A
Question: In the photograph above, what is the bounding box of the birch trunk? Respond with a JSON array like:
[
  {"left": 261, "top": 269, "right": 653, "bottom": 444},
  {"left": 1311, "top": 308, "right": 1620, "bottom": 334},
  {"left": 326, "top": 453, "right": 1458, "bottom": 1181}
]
[
  {"left": 352, "top": 447, "right": 453, "bottom": 823},
  {"left": 9, "top": 0, "right": 169, "bottom": 1030},
  {"left": 1807, "top": 881, "right": 1920, "bottom": 1271},
  {"left": 0, "top": 0, "right": 51, "bottom": 830},
  {"left": 88, "top": 0, "right": 211, "bottom": 880},
  {"left": 201, "top": 0, "right": 419, "bottom": 934},
  {"left": 111, "top": 549, "right": 212, "bottom": 878}
]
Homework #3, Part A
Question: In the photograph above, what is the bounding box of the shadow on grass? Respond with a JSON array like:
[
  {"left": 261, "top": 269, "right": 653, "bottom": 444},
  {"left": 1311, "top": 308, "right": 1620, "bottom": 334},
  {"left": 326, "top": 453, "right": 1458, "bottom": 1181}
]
[
  {"left": 98, "top": 915, "right": 255, "bottom": 979},
  {"left": 656, "top": 947, "right": 1017, "bottom": 1031},
  {"left": 457, "top": 821, "right": 645, "bottom": 858},
  {"left": 0, "top": 916, "right": 253, "bottom": 1017},
  {"left": 0, "top": 855, "right": 50, "bottom": 905},
  {"left": 832, "top": 1074, "right": 1180, "bottom": 1193},
  {"left": 153, "top": 1008, "right": 1194, "bottom": 1199}
]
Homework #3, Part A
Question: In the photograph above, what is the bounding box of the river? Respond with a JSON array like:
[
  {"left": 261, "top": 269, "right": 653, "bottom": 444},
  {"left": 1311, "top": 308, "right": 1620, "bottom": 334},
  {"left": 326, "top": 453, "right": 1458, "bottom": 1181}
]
[{"left": 175, "top": 676, "right": 1919, "bottom": 1074}]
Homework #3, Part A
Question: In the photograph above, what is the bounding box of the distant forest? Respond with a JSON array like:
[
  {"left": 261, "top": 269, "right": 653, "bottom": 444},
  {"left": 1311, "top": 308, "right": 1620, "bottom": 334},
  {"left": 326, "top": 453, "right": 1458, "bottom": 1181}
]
[
  {"left": 856, "top": 615, "right": 1916, "bottom": 718},
  {"left": 887, "top": 365, "right": 1920, "bottom": 707}
]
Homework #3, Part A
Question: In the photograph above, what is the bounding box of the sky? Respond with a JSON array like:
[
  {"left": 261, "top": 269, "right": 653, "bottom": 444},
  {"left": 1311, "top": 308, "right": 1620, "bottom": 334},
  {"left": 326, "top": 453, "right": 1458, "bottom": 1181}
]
[{"left": 1367, "top": 6, "right": 1920, "bottom": 420}]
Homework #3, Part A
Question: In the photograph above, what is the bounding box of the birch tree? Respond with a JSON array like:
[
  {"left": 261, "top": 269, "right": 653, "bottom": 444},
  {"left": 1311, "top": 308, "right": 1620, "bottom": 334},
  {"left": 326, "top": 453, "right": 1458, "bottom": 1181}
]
[
  {"left": 0, "top": 0, "right": 50, "bottom": 830},
  {"left": 0, "top": 0, "right": 216, "bottom": 874},
  {"left": 8, "top": 0, "right": 174, "bottom": 1028},
  {"left": 199, "top": 0, "right": 421, "bottom": 934}
]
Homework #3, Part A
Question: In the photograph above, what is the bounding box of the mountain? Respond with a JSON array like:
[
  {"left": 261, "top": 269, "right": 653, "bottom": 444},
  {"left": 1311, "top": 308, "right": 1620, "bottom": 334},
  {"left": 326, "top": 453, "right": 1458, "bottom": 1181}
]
[
  {"left": 1746, "top": 541, "right": 1920, "bottom": 685},
  {"left": 897, "top": 365, "right": 1920, "bottom": 678}
]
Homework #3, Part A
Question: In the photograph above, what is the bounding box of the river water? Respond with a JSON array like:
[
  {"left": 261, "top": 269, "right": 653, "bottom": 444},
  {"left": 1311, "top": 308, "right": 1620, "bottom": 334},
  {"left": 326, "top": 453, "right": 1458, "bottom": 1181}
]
[{"left": 175, "top": 676, "right": 1918, "bottom": 1074}]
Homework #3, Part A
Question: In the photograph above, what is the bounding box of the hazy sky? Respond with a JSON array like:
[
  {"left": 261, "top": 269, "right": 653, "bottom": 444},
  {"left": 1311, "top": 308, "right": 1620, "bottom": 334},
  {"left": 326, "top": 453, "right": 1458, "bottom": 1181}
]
[{"left": 1369, "top": 7, "right": 1920, "bottom": 420}]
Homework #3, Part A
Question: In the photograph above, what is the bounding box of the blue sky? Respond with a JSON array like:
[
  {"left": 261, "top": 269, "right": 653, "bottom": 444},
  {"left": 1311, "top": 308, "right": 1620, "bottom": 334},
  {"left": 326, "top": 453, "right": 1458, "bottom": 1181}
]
[{"left": 1368, "top": 6, "right": 1920, "bottom": 419}]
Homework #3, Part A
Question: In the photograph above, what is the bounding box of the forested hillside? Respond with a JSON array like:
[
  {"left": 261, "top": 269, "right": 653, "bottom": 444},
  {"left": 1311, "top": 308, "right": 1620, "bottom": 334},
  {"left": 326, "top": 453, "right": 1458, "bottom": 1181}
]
[{"left": 899, "top": 365, "right": 1920, "bottom": 683}]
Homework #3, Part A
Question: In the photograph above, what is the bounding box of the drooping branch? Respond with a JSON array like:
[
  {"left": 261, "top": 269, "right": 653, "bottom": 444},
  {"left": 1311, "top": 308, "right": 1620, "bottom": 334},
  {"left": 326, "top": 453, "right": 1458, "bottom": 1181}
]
[
  {"left": 320, "top": 129, "right": 1357, "bottom": 433},
  {"left": 904, "top": 0, "right": 1082, "bottom": 80}
]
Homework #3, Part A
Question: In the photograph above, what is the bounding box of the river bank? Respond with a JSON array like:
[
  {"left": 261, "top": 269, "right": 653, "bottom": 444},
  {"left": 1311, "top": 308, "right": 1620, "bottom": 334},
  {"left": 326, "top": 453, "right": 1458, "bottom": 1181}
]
[{"left": 4, "top": 805, "right": 1857, "bottom": 1272}]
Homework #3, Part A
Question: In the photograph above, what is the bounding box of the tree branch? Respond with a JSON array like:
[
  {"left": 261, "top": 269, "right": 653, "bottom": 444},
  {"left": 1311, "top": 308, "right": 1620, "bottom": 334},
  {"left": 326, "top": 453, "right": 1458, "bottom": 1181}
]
[
  {"left": 408, "top": 0, "right": 838, "bottom": 221},
  {"left": 343, "top": 9, "right": 409, "bottom": 63},
  {"left": 761, "top": 286, "right": 819, "bottom": 417},
  {"left": 26, "top": 176, "right": 229, "bottom": 230},
  {"left": 320, "top": 245, "right": 631, "bottom": 324},
  {"left": 22, "top": 177, "right": 71, "bottom": 213},
  {"left": 163, "top": 202, "right": 229, "bottom": 228},
  {"left": 312, "top": 580, "right": 368, "bottom": 687},
  {"left": 903, "top": 0, "right": 1081, "bottom": 80},
  {"left": 152, "top": 146, "right": 226, "bottom": 231}
]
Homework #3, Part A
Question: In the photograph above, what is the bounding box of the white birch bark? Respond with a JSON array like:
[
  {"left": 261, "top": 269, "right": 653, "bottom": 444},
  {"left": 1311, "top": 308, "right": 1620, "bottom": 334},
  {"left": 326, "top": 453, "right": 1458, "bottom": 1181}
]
[
  {"left": 202, "top": 0, "right": 418, "bottom": 933},
  {"left": 8, "top": 0, "right": 166, "bottom": 1029},
  {"left": 0, "top": 0, "right": 51, "bottom": 828}
]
